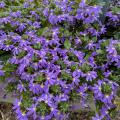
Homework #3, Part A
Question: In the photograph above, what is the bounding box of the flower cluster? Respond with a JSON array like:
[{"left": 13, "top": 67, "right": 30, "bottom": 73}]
[{"left": 0, "top": 0, "right": 120, "bottom": 120}]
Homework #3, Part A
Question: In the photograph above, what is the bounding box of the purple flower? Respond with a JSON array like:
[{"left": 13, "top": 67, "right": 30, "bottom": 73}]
[
  {"left": 0, "top": 70, "right": 4, "bottom": 76},
  {"left": 54, "top": 112, "right": 65, "bottom": 120},
  {"left": 88, "top": 56, "right": 97, "bottom": 68},
  {"left": 110, "top": 15, "right": 119, "bottom": 22},
  {"left": 38, "top": 94, "right": 53, "bottom": 107},
  {"left": 24, "top": 2, "right": 29, "bottom": 8},
  {"left": 108, "top": 80, "right": 119, "bottom": 90},
  {"left": 79, "top": 0, "right": 86, "bottom": 8},
  {"left": 12, "top": 47, "right": 21, "bottom": 55},
  {"left": 86, "top": 41, "right": 95, "bottom": 50},
  {"left": 17, "top": 64, "right": 26, "bottom": 74},
  {"left": 27, "top": 104, "right": 37, "bottom": 120},
  {"left": 17, "top": 81, "right": 26, "bottom": 93},
  {"left": 33, "top": 22, "right": 41, "bottom": 28},
  {"left": 86, "top": 71, "right": 97, "bottom": 81},
  {"left": 77, "top": 83, "right": 88, "bottom": 99},
  {"left": 44, "top": 71, "right": 56, "bottom": 85},
  {"left": 73, "top": 50, "right": 85, "bottom": 62},
  {"left": 106, "top": 45, "right": 117, "bottom": 55},
  {"left": 110, "top": 54, "right": 120, "bottom": 62},
  {"left": 1, "top": 17, "right": 11, "bottom": 24},
  {"left": 62, "top": 83, "right": 73, "bottom": 94},
  {"left": 38, "top": 115, "right": 52, "bottom": 120},
  {"left": 72, "top": 70, "right": 80, "bottom": 86},
  {"left": 103, "top": 71, "right": 111, "bottom": 77},
  {"left": 19, "top": 56, "right": 30, "bottom": 65},
  {"left": 92, "top": 114, "right": 103, "bottom": 120},
  {"left": 49, "top": 13, "right": 58, "bottom": 25},
  {"left": 13, "top": 98, "right": 22, "bottom": 110},
  {"left": 43, "top": 8, "right": 49, "bottom": 17},
  {"left": 19, "top": 40, "right": 31, "bottom": 47},
  {"left": 74, "top": 38, "right": 82, "bottom": 45},
  {"left": 29, "top": 81, "right": 41, "bottom": 94},
  {"left": 50, "top": 106, "right": 58, "bottom": 116},
  {"left": 54, "top": 93, "right": 69, "bottom": 102},
  {"left": 39, "top": 84, "right": 49, "bottom": 93},
  {"left": 100, "top": 106, "right": 111, "bottom": 120},
  {"left": 10, "top": 11, "right": 21, "bottom": 18},
  {"left": 106, "top": 12, "right": 112, "bottom": 18},
  {"left": 102, "top": 94, "right": 113, "bottom": 104},
  {"left": 17, "top": 23, "right": 26, "bottom": 32},
  {"left": 92, "top": 80, "right": 103, "bottom": 99},
  {"left": 16, "top": 109, "right": 28, "bottom": 120},
  {"left": 2, "top": 45, "right": 14, "bottom": 51},
  {"left": 0, "top": 1, "right": 5, "bottom": 8},
  {"left": 100, "top": 25, "right": 106, "bottom": 34}
]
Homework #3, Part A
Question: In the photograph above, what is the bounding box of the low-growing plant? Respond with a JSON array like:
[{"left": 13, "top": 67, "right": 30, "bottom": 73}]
[{"left": 0, "top": 0, "right": 120, "bottom": 120}]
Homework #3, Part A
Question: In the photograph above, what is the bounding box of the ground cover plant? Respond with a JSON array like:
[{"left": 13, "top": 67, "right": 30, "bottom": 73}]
[{"left": 0, "top": 0, "right": 120, "bottom": 120}]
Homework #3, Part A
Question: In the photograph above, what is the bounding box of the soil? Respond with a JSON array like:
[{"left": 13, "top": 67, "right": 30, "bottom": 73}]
[{"left": 0, "top": 102, "right": 16, "bottom": 120}]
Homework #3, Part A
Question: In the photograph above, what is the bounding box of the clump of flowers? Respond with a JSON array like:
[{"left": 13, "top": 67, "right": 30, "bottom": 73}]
[{"left": 0, "top": 0, "right": 120, "bottom": 120}]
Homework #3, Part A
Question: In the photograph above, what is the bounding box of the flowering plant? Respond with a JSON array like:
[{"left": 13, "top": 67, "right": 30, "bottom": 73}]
[{"left": 0, "top": 0, "right": 120, "bottom": 120}]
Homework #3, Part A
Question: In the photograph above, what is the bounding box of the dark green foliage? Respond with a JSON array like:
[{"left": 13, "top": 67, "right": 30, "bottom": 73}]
[
  {"left": 36, "top": 102, "right": 51, "bottom": 116},
  {"left": 49, "top": 85, "right": 61, "bottom": 95},
  {"left": 58, "top": 102, "right": 69, "bottom": 113}
]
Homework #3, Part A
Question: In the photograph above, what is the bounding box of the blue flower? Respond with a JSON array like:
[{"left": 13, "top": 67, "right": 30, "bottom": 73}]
[
  {"left": 29, "top": 80, "right": 41, "bottom": 94},
  {"left": 0, "top": 70, "right": 4, "bottom": 76},
  {"left": 16, "top": 109, "right": 28, "bottom": 120},
  {"left": 72, "top": 70, "right": 80, "bottom": 86},
  {"left": 49, "top": 13, "right": 58, "bottom": 25},
  {"left": 77, "top": 83, "right": 88, "bottom": 99},
  {"left": 27, "top": 104, "right": 37, "bottom": 120},
  {"left": 106, "top": 45, "right": 117, "bottom": 55},
  {"left": 13, "top": 98, "right": 22, "bottom": 110},
  {"left": 17, "top": 81, "right": 26, "bottom": 93},
  {"left": 92, "top": 80, "right": 103, "bottom": 99},
  {"left": 92, "top": 114, "right": 103, "bottom": 120},
  {"left": 43, "top": 8, "right": 49, "bottom": 17},
  {"left": 44, "top": 71, "right": 56, "bottom": 85},
  {"left": 17, "top": 23, "right": 26, "bottom": 32},
  {"left": 0, "top": 1, "right": 5, "bottom": 8},
  {"left": 86, "top": 71, "right": 97, "bottom": 81},
  {"left": 38, "top": 94, "right": 53, "bottom": 107}
]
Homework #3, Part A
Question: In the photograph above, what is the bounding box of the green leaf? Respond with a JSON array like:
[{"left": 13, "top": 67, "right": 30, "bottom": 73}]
[
  {"left": 0, "top": 76, "right": 6, "bottom": 83},
  {"left": 3, "top": 62, "right": 17, "bottom": 72},
  {"left": 37, "top": 27, "right": 48, "bottom": 36},
  {"left": 92, "top": 37, "right": 97, "bottom": 42},
  {"left": 61, "top": 71, "right": 72, "bottom": 83},
  {"left": 68, "top": 52, "right": 78, "bottom": 62},
  {"left": 49, "top": 85, "right": 61, "bottom": 95},
  {"left": 58, "top": 102, "right": 69, "bottom": 113},
  {"left": 37, "top": 102, "right": 50, "bottom": 116},
  {"left": 81, "top": 63, "right": 91, "bottom": 72},
  {"left": 35, "top": 73, "right": 45, "bottom": 83},
  {"left": 112, "top": 7, "right": 120, "bottom": 14},
  {"left": 6, "top": 82, "right": 17, "bottom": 92},
  {"left": 25, "top": 67, "right": 34, "bottom": 74},
  {"left": 33, "top": 43, "right": 41, "bottom": 50},
  {"left": 56, "top": 60, "right": 66, "bottom": 69},
  {"left": 64, "top": 39, "right": 71, "bottom": 50},
  {"left": 0, "top": 53, "right": 11, "bottom": 62},
  {"left": 70, "top": 64, "right": 78, "bottom": 71},
  {"left": 70, "top": 90, "right": 79, "bottom": 101},
  {"left": 114, "top": 32, "right": 120, "bottom": 40},
  {"left": 16, "top": 51, "right": 27, "bottom": 59},
  {"left": 102, "top": 83, "right": 111, "bottom": 94},
  {"left": 83, "top": 36, "right": 89, "bottom": 42},
  {"left": 96, "top": 50, "right": 104, "bottom": 54}
]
